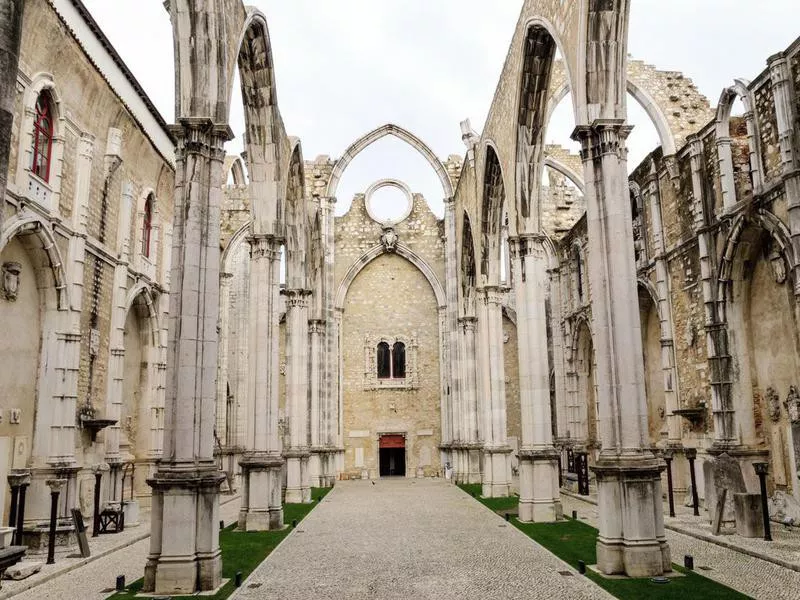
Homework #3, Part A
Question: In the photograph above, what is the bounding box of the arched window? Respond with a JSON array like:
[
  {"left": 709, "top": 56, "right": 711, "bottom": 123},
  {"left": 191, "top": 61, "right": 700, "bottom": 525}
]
[
  {"left": 31, "top": 92, "right": 53, "bottom": 182},
  {"left": 377, "top": 342, "right": 391, "bottom": 379},
  {"left": 142, "top": 194, "right": 154, "bottom": 258},
  {"left": 392, "top": 342, "right": 406, "bottom": 378}
]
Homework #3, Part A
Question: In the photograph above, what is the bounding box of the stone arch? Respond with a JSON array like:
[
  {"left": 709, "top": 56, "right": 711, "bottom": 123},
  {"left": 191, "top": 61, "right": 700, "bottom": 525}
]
[
  {"left": 715, "top": 79, "right": 764, "bottom": 208},
  {"left": 325, "top": 124, "right": 453, "bottom": 200},
  {"left": 545, "top": 77, "right": 677, "bottom": 156},
  {"left": 226, "top": 155, "right": 248, "bottom": 187},
  {"left": 544, "top": 156, "right": 585, "bottom": 194},
  {"left": 125, "top": 283, "right": 160, "bottom": 347},
  {"left": 480, "top": 143, "right": 506, "bottom": 284},
  {"left": 283, "top": 140, "right": 307, "bottom": 290},
  {"left": 234, "top": 8, "right": 282, "bottom": 233},
  {"left": 335, "top": 243, "right": 446, "bottom": 311},
  {"left": 570, "top": 315, "right": 597, "bottom": 451},
  {"left": 461, "top": 211, "right": 477, "bottom": 317},
  {"left": 221, "top": 221, "right": 252, "bottom": 274},
  {"left": 0, "top": 214, "right": 68, "bottom": 310},
  {"left": 638, "top": 279, "right": 666, "bottom": 444}
]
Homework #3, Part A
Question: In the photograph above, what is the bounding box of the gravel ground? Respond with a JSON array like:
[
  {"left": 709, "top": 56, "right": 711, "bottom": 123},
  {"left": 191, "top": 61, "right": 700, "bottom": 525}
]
[{"left": 231, "top": 479, "right": 611, "bottom": 600}]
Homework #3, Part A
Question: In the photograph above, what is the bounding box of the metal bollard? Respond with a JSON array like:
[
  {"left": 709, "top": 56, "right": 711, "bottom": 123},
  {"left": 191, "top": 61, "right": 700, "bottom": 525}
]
[
  {"left": 572, "top": 510, "right": 577, "bottom": 520},
  {"left": 116, "top": 575, "right": 125, "bottom": 591},
  {"left": 504, "top": 513, "right": 510, "bottom": 522},
  {"left": 235, "top": 571, "right": 243, "bottom": 587},
  {"left": 577, "top": 560, "right": 586, "bottom": 574},
  {"left": 292, "top": 519, "right": 297, "bottom": 528},
  {"left": 684, "top": 555, "right": 694, "bottom": 570}
]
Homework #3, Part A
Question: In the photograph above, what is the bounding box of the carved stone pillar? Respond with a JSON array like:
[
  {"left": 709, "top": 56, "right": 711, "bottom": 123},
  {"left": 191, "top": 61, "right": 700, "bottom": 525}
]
[
  {"left": 643, "top": 170, "right": 681, "bottom": 446},
  {"left": 573, "top": 121, "right": 669, "bottom": 577},
  {"left": 283, "top": 288, "right": 312, "bottom": 504},
  {"left": 477, "top": 286, "right": 511, "bottom": 497},
  {"left": 238, "top": 234, "right": 284, "bottom": 530},
  {"left": 458, "top": 316, "right": 481, "bottom": 484},
  {"left": 688, "top": 138, "right": 737, "bottom": 447},
  {"left": 143, "top": 119, "right": 230, "bottom": 595},
  {"left": 442, "top": 197, "right": 458, "bottom": 471},
  {"left": 308, "top": 318, "right": 325, "bottom": 487},
  {"left": 510, "top": 234, "right": 562, "bottom": 522}
]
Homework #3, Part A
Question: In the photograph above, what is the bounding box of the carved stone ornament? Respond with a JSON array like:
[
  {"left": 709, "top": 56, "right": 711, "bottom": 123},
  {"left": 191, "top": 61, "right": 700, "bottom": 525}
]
[
  {"left": 785, "top": 385, "right": 800, "bottom": 424},
  {"left": 766, "top": 386, "right": 782, "bottom": 423},
  {"left": 2, "top": 262, "right": 21, "bottom": 301},
  {"left": 769, "top": 250, "right": 787, "bottom": 284},
  {"left": 381, "top": 227, "right": 398, "bottom": 252}
]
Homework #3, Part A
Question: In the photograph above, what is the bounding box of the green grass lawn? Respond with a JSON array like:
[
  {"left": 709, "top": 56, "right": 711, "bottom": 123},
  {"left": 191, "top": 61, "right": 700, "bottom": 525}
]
[
  {"left": 110, "top": 487, "right": 332, "bottom": 600},
  {"left": 458, "top": 483, "right": 519, "bottom": 512},
  {"left": 458, "top": 484, "right": 751, "bottom": 600}
]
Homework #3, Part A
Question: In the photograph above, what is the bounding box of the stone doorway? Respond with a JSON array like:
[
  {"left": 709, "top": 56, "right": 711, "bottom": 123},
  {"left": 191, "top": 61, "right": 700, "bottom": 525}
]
[{"left": 379, "top": 435, "right": 406, "bottom": 477}]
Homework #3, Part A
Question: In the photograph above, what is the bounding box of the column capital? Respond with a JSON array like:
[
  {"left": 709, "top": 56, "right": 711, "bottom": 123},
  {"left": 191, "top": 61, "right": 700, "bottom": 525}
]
[
  {"left": 508, "top": 233, "right": 549, "bottom": 260},
  {"left": 768, "top": 51, "right": 790, "bottom": 84},
  {"left": 572, "top": 119, "right": 633, "bottom": 162},
  {"left": 247, "top": 234, "right": 282, "bottom": 260},
  {"left": 308, "top": 318, "right": 326, "bottom": 334},
  {"left": 7, "top": 470, "right": 31, "bottom": 488},
  {"left": 46, "top": 478, "right": 68, "bottom": 493},
  {"left": 168, "top": 118, "right": 233, "bottom": 160},
  {"left": 281, "top": 288, "right": 312, "bottom": 307},
  {"left": 477, "top": 285, "right": 508, "bottom": 306},
  {"left": 458, "top": 316, "right": 478, "bottom": 331}
]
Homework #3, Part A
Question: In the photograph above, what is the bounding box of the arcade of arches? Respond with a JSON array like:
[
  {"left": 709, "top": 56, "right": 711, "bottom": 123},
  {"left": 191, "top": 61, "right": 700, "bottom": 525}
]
[{"left": 1, "top": 0, "right": 800, "bottom": 595}]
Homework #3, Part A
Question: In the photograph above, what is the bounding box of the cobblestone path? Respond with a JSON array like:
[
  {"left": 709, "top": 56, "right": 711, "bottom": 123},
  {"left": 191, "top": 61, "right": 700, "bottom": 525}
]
[{"left": 231, "top": 479, "right": 610, "bottom": 600}]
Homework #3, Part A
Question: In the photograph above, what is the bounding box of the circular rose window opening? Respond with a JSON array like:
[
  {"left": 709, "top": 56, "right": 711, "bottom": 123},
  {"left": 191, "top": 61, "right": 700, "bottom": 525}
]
[{"left": 365, "top": 180, "right": 413, "bottom": 225}]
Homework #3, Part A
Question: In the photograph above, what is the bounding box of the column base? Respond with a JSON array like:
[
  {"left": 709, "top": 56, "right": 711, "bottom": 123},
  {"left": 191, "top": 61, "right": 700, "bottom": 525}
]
[
  {"left": 143, "top": 466, "right": 225, "bottom": 595},
  {"left": 518, "top": 449, "right": 563, "bottom": 523},
  {"left": 284, "top": 449, "right": 312, "bottom": 504},
  {"left": 238, "top": 454, "right": 285, "bottom": 532},
  {"left": 482, "top": 446, "right": 511, "bottom": 497},
  {"left": 466, "top": 444, "right": 483, "bottom": 484},
  {"left": 593, "top": 453, "right": 671, "bottom": 578}
]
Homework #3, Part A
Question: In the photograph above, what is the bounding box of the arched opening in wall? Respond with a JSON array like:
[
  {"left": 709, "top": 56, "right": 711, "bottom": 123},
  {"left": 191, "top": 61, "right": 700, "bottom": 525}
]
[
  {"left": 369, "top": 185, "right": 411, "bottom": 224},
  {"left": 728, "top": 96, "right": 755, "bottom": 201},
  {"left": 481, "top": 146, "right": 505, "bottom": 284},
  {"left": 340, "top": 252, "right": 442, "bottom": 480},
  {"left": 575, "top": 321, "right": 598, "bottom": 463},
  {"left": 638, "top": 284, "right": 666, "bottom": 446},
  {"left": 571, "top": 243, "right": 584, "bottom": 306},
  {"left": 546, "top": 89, "right": 663, "bottom": 174},
  {"left": 335, "top": 135, "right": 444, "bottom": 219},
  {"left": 461, "top": 213, "right": 477, "bottom": 315},
  {"left": 120, "top": 292, "right": 156, "bottom": 500},
  {"left": 500, "top": 208, "right": 510, "bottom": 285},
  {"left": 728, "top": 223, "right": 800, "bottom": 493},
  {"left": 0, "top": 238, "right": 41, "bottom": 524}
]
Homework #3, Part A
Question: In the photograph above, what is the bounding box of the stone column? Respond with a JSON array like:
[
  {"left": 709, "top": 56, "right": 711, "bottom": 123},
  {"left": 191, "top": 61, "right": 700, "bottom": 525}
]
[
  {"left": 238, "top": 234, "right": 284, "bottom": 530},
  {"left": 283, "top": 288, "right": 311, "bottom": 504},
  {"left": 216, "top": 272, "right": 233, "bottom": 448},
  {"left": 688, "top": 138, "right": 737, "bottom": 447},
  {"left": 511, "top": 234, "right": 562, "bottom": 522},
  {"left": 477, "top": 286, "right": 511, "bottom": 497},
  {"left": 143, "top": 119, "right": 229, "bottom": 595},
  {"left": 308, "top": 318, "right": 325, "bottom": 486},
  {"left": 443, "top": 197, "right": 459, "bottom": 470},
  {"left": 0, "top": 0, "right": 25, "bottom": 228},
  {"left": 573, "top": 121, "right": 669, "bottom": 577},
  {"left": 458, "top": 316, "right": 481, "bottom": 484},
  {"left": 321, "top": 196, "right": 340, "bottom": 485}
]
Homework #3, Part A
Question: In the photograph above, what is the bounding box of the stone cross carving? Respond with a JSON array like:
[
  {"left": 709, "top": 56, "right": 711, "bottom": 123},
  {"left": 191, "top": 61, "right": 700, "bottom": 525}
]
[
  {"left": 381, "top": 227, "right": 398, "bottom": 252},
  {"left": 2, "top": 262, "right": 21, "bottom": 301}
]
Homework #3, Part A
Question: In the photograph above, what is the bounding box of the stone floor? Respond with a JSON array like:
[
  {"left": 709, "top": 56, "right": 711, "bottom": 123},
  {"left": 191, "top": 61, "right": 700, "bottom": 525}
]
[
  {"left": 2, "top": 495, "right": 242, "bottom": 600},
  {"left": 561, "top": 493, "right": 800, "bottom": 600},
  {"left": 230, "top": 479, "right": 610, "bottom": 600}
]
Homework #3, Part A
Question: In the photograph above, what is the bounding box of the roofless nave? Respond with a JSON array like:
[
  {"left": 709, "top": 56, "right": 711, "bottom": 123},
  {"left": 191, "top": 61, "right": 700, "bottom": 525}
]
[{"left": 1, "top": 0, "right": 800, "bottom": 596}]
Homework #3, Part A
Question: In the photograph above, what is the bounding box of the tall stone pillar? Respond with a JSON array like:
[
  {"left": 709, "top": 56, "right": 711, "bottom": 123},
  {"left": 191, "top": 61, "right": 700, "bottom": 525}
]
[
  {"left": 283, "top": 288, "right": 311, "bottom": 503},
  {"left": 442, "top": 197, "right": 459, "bottom": 471},
  {"left": 308, "top": 318, "right": 325, "bottom": 486},
  {"left": 238, "top": 234, "right": 283, "bottom": 530},
  {"left": 458, "top": 316, "right": 481, "bottom": 484},
  {"left": 0, "top": 0, "right": 25, "bottom": 225},
  {"left": 143, "top": 119, "right": 230, "bottom": 595},
  {"left": 320, "top": 196, "right": 340, "bottom": 485},
  {"left": 477, "top": 286, "right": 511, "bottom": 497},
  {"left": 511, "top": 234, "right": 562, "bottom": 522},
  {"left": 573, "top": 121, "right": 669, "bottom": 577}
]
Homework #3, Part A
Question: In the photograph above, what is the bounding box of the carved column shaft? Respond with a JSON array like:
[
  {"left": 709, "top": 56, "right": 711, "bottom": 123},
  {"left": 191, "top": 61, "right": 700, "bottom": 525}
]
[
  {"left": 284, "top": 288, "right": 311, "bottom": 504},
  {"left": 308, "top": 318, "right": 325, "bottom": 486},
  {"left": 144, "top": 119, "right": 229, "bottom": 594},
  {"left": 574, "top": 120, "right": 669, "bottom": 577}
]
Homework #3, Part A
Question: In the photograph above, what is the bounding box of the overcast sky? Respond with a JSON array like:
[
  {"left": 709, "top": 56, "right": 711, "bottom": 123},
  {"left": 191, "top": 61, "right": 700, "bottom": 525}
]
[{"left": 81, "top": 1, "right": 797, "bottom": 218}]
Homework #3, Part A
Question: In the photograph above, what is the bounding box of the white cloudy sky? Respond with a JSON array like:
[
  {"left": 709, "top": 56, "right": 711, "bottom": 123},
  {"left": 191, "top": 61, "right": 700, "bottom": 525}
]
[{"left": 82, "top": 0, "right": 796, "bottom": 218}]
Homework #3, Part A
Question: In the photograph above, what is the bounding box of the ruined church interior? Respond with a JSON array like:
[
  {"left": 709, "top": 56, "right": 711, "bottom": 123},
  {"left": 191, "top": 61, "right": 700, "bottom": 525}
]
[{"left": 0, "top": 0, "right": 799, "bottom": 598}]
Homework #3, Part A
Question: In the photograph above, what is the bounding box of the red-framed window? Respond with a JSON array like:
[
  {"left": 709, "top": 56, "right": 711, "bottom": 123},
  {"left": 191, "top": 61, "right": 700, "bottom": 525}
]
[
  {"left": 142, "top": 195, "right": 154, "bottom": 258},
  {"left": 31, "top": 92, "right": 54, "bottom": 182}
]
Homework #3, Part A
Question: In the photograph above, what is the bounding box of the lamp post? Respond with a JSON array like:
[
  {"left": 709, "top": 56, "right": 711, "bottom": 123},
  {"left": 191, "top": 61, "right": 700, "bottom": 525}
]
[
  {"left": 663, "top": 450, "right": 675, "bottom": 518},
  {"left": 46, "top": 479, "right": 66, "bottom": 565},
  {"left": 684, "top": 448, "right": 699, "bottom": 516},
  {"left": 753, "top": 462, "right": 772, "bottom": 542}
]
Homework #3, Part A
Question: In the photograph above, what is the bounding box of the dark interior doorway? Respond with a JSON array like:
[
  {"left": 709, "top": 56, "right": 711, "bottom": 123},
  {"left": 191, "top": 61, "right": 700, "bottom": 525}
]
[{"left": 379, "top": 435, "right": 406, "bottom": 477}]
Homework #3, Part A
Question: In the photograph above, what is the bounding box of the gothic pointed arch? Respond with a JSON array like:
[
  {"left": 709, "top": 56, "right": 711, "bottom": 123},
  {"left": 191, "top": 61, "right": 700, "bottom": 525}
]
[
  {"left": 284, "top": 139, "right": 307, "bottom": 289},
  {"left": 480, "top": 144, "right": 505, "bottom": 283},
  {"left": 325, "top": 124, "right": 453, "bottom": 199},
  {"left": 461, "top": 211, "right": 477, "bottom": 315}
]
